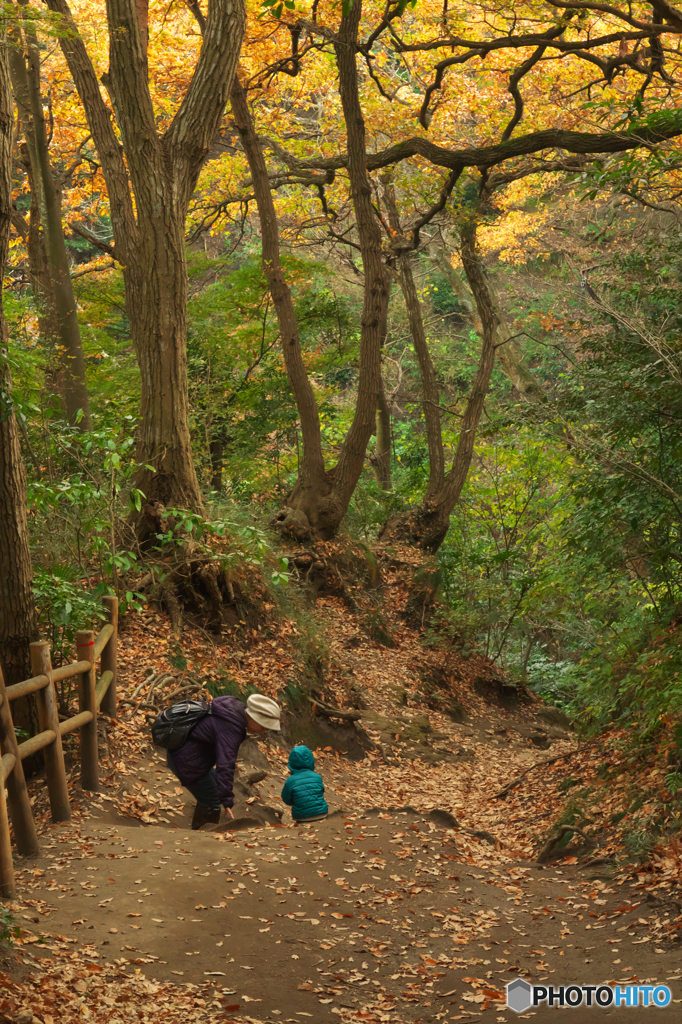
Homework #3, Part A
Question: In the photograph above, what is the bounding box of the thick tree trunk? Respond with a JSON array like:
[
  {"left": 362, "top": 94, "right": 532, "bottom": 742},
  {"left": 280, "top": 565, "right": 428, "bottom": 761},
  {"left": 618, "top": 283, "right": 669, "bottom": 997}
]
[
  {"left": 429, "top": 245, "right": 545, "bottom": 404},
  {"left": 381, "top": 216, "right": 497, "bottom": 552},
  {"left": 122, "top": 217, "right": 200, "bottom": 508},
  {"left": 46, "top": 0, "right": 246, "bottom": 515},
  {"left": 8, "top": 27, "right": 91, "bottom": 429},
  {"left": 0, "top": 39, "right": 38, "bottom": 687}
]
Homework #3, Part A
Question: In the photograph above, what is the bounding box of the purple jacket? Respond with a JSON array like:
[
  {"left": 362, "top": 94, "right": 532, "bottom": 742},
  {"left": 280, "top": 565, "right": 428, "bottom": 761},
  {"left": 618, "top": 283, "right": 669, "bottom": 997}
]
[{"left": 171, "top": 696, "right": 247, "bottom": 808}]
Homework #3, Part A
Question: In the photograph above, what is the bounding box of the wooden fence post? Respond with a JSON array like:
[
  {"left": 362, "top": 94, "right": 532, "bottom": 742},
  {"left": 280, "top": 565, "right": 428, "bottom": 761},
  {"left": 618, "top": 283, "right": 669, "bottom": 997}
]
[
  {"left": 0, "top": 756, "right": 16, "bottom": 898},
  {"left": 76, "top": 630, "right": 98, "bottom": 792},
  {"left": 100, "top": 596, "right": 118, "bottom": 718},
  {"left": 0, "top": 666, "right": 39, "bottom": 857},
  {"left": 29, "top": 643, "right": 71, "bottom": 823}
]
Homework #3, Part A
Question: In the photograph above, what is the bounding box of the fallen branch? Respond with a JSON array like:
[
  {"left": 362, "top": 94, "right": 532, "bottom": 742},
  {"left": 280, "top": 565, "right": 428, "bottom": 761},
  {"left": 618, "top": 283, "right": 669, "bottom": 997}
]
[
  {"left": 493, "top": 746, "right": 585, "bottom": 799},
  {"left": 308, "top": 696, "right": 363, "bottom": 722}
]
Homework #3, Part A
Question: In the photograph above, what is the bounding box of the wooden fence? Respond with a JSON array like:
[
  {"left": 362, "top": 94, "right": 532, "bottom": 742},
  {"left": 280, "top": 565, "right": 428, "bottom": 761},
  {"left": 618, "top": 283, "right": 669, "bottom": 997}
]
[{"left": 0, "top": 596, "right": 118, "bottom": 899}]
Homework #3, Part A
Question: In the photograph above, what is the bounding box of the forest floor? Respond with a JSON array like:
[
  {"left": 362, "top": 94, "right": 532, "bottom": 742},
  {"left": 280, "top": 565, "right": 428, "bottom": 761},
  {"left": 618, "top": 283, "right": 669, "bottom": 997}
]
[{"left": 2, "top": 562, "right": 682, "bottom": 1024}]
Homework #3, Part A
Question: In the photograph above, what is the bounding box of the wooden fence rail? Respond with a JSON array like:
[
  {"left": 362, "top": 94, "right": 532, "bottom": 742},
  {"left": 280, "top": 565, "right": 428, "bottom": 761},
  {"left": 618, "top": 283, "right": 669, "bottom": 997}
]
[{"left": 0, "top": 596, "right": 118, "bottom": 899}]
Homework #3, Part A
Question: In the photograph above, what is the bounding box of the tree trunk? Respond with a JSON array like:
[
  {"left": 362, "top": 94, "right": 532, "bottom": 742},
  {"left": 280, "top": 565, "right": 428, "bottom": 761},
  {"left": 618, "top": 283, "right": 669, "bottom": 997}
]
[
  {"left": 45, "top": 0, "right": 246, "bottom": 516},
  {"left": 381, "top": 182, "right": 444, "bottom": 495},
  {"left": 380, "top": 215, "right": 497, "bottom": 552},
  {"left": 122, "top": 213, "right": 201, "bottom": 509},
  {"left": 374, "top": 386, "right": 392, "bottom": 490},
  {"left": 395, "top": 250, "right": 444, "bottom": 497},
  {"left": 229, "top": 76, "right": 339, "bottom": 537},
  {"left": 331, "top": 2, "right": 387, "bottom": 507},
  {"left": 0, "top": 38, "right": 38, "bottom": 687},
  {"left": 10, "top": 146, "right": 66, "bottom": 408},
  {"left": 372, "top": 276, "right": 392, "bottom": 491},
  {"left": 11, "top": 147, "right": 59, "bottom": 346},
  {"left": 8, "top": 23, "right": 91, "bottom": 429},
  {"left": 209, "top": 437, "right": 223, "bottom": 494},
  {"left": 429, "top": 245, "right": 545, "bottom": 404},
  {"left": 230, "top": 22, "right": 388, "bottom": 540}
]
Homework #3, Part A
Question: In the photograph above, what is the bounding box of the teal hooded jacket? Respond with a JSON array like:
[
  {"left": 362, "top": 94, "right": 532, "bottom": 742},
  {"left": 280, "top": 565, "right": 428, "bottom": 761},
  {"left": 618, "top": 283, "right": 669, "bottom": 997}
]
[{"left": 281, "top": 745, "right": 328, "bottom": 821}]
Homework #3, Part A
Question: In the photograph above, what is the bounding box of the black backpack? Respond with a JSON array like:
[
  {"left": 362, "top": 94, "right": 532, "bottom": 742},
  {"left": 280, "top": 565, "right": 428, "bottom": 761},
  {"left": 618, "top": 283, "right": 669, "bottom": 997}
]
[{"left": 151, "top": 699, "right": 211, "bottom": 750}]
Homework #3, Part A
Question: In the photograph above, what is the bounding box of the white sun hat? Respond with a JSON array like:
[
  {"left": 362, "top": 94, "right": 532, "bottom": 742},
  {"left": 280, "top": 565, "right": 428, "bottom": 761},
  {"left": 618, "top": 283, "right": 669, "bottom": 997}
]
[{"left": 246, "top": 694, "right": 281, "bottom": 731}]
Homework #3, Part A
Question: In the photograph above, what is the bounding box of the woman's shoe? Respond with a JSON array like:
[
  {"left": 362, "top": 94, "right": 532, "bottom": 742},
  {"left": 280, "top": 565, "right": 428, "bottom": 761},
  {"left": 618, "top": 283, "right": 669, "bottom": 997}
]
[{"left": 191, "top": 803, "right": 221, "bottom": 830}]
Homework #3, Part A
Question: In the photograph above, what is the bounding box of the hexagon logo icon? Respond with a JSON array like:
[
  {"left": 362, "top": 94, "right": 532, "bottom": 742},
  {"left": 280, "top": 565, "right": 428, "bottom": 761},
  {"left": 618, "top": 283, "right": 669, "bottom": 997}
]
[{"left": 507, "top": 978, "right": 533, "bottom": 1013}]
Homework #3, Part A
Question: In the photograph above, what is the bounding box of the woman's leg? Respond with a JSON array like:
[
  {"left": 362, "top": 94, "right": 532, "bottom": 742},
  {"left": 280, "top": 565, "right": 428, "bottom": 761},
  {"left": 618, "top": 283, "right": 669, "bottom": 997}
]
[
  {"left": 167, "top": 752, "right": 220, "bottom": 808},
  {"left": 167, "top": 752, "right": 221, "bottom": 826},
  {"left": 186, "top": 768, "right": 221, "bottom": 811}
]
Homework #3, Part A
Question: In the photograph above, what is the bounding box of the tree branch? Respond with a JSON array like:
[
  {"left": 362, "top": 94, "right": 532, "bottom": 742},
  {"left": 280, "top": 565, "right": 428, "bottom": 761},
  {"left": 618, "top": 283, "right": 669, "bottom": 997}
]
[
  {"left": 69, "top": 222, "right": 118, "bottom": 258},
  {"left": 281, "top": 122, "right": 682, "bottom": 175},
  {"left": 164, "top": 0, "right": 246, "bottom": 203},
  {"left": 44, "top": 0, "right": 138, "bottom": 261}
]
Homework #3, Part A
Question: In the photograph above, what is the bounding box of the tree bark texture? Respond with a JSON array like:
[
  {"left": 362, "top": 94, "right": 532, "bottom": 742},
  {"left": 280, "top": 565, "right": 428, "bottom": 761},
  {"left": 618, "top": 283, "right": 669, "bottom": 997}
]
[
  {"left": 381, "top": 181, "right": 444, "bottom": 496},
  {"left": 45, "top": 0, "right": 246, "bottom": 513},
  {"left": 0, "top": 37, "right": 38, "bottom": 687},
  {"left": 429, "top": 246, "right": 545, "bottom": 404},
  {"left": 209, "top": 437, "right": 224, "bottom": 493},
  {"left": 8, "top": 23, "right": 91, "bottom": 429},
  {"left": 231, "top": 27, "right": 388, "bottom": 539},
  {"left": 374, "top": 386, "right": 392, "bottom": 490},
  {"left": 230, "top": 76, "right": 340, "bottom": 537},
  {"left": 380, "top": 216, "right": 497, "bottom": 552},
  {"left": 397, "top": 252, "right": 445, "bottom": 495},
  {"left": 11, "top": 146, "right": 60, "bottom": 355},
  {"left": 331, "top": 0, "right": 387, "bottom": 513},
  {"left": 372, "top": 276, "right": 392, "bottom": 491}
]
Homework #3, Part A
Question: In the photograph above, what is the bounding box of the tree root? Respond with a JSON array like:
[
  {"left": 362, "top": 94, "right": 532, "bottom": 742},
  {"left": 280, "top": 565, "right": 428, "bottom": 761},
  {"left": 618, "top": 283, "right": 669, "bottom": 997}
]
[
  {"left": 159, "top": 581, "right": 183, "bottom": 637},
  {"left": 537, "top": 824, "right": 594, "bottom": 864},
  {"left": 164, "top": 682, "right": 204, "bottom": 703},
  {"left": 308, "top": 696, "right": 363, "bottom": 722},
  {"left": 199, "top": 564, "right": 223, "bottom": 634}
]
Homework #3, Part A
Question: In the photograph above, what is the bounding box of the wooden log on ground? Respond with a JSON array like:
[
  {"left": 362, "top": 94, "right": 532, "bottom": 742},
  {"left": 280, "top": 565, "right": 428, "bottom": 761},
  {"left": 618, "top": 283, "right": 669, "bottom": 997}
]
[
  {"left": 537, "top": 824, "right": 593, "bottom": 864},
  {"left": 493, "top": 747, "right": 582, "bottom": 799}
]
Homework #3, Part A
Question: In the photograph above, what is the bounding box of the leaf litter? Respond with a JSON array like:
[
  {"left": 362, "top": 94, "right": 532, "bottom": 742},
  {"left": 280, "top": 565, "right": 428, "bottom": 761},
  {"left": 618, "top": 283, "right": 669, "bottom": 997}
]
[{"left": 8, "top": 552, "right": 682, "bottom": 1020}]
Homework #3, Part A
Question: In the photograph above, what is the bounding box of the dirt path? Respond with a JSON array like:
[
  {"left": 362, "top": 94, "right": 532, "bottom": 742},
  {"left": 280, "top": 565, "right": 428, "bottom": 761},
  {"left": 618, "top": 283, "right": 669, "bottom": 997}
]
[
  {"left": 10, "top": 756, "right": 681, "bottom": 1024},
  {"left": 5, "top": 598, "right": 681, "bottom": 1022}
]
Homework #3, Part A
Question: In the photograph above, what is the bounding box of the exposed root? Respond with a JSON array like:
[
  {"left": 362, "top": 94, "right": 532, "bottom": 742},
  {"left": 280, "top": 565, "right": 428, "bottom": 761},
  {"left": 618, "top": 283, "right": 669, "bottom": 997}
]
[
  {"left": 199, "top": 563, "right": 223, "bottom": 634},
  {"left": 270, "top": 506, "right": 314, "bottom": 541},
  {"left": 537, "top": 824, "right": 594, "bottom": 864},
  {"left": 159, "top": 580, "right": 183, "bottom": 637}
]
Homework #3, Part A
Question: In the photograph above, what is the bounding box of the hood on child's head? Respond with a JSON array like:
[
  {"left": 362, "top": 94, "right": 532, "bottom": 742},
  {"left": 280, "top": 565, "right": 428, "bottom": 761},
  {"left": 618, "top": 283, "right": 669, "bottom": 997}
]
[{"left": 288, "top": 745, "right": 315, "bottom": 771}]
